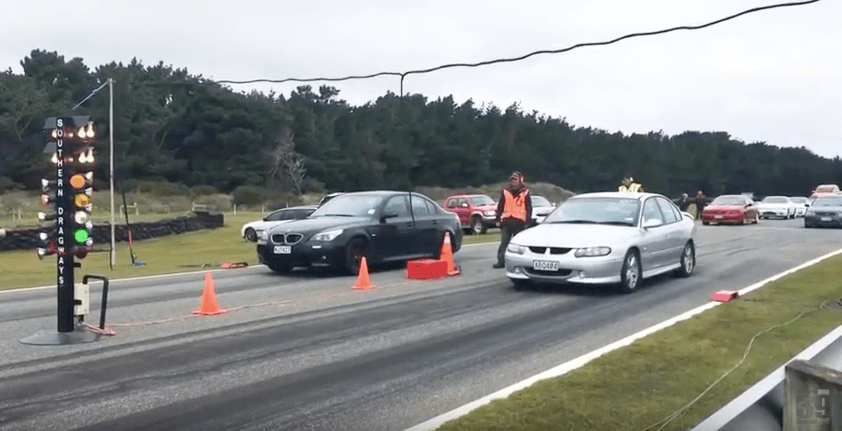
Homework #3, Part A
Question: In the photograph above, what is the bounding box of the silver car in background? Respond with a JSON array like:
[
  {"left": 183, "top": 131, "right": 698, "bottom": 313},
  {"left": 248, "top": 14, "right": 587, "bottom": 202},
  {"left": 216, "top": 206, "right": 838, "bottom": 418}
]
[{"left": 505, "top": 192, "right": 697, "bottom": 293}]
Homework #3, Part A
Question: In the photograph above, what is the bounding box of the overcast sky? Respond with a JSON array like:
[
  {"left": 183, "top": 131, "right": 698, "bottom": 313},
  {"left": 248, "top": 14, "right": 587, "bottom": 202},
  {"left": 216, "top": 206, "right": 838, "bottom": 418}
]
[{"left": 3, "top": 0, "right": 840, "bottom": 159}]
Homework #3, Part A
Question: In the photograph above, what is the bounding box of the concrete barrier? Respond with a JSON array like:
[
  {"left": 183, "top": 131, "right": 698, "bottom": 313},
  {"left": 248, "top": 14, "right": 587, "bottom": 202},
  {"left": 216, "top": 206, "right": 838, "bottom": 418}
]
[
  {"left": 692, "top": 323, "right": 842, "bottom": 431},
  {"left": 783, "top": 360, "right": 842, "bottom": 430}
]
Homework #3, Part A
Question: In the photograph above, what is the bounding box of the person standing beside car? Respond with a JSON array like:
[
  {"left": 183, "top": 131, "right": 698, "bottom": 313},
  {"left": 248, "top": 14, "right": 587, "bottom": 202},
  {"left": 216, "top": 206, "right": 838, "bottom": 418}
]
[
  {"left": 673, "top": 193, "right": 690, "bottom": 211},
  {"left": 493, "top": 171, "right": 532, "bottom": 269},
  {"left": 695, "top": 190, "right": 706, "bottom": 220}
]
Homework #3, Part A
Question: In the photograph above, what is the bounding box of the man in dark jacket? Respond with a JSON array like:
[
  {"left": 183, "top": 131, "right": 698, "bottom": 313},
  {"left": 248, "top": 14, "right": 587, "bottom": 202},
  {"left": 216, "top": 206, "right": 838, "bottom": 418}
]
[
  {"left": 673, "top": 193, "right": 690, "bottom": 211},
  {"left": 493, "top": 171, "right": 532, "bottom": 269},
  {"left": 695, "top": 190, "right": 706, "bottom": 220}
]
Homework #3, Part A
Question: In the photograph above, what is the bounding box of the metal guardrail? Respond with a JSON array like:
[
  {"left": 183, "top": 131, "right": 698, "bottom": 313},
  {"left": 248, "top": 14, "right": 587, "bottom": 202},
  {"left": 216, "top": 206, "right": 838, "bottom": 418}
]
[{"left": 692, "top": 323, "right": 842, "bottom": 431}]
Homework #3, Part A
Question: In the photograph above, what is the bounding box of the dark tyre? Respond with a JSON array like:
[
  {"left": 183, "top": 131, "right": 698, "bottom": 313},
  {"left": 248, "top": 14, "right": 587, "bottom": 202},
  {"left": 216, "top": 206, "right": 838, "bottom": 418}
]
[
  {"left": 244, "top": 228, "right": 257, "bottom": 242},
  {"left": 471, "top": 217, "right": 487, "bottom": 235},
  {"left": 267, "top": 261, "right": 292, "bottom": 274},
  {"left": 674, "top": 241, "right": 695, "bottom": 278},
  {"left": 618, "top": 249, "right": 642, "bottom": 294},
  {"left": 344, "top": 238, "right": 369, "bottom": 275}
]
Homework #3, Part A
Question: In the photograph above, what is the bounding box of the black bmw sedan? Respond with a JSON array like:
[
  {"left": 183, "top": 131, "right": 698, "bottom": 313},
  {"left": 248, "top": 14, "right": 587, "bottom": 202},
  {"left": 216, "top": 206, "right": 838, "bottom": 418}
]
[{"left": 257, "top": 191, "right": 463, "bottom": 274}]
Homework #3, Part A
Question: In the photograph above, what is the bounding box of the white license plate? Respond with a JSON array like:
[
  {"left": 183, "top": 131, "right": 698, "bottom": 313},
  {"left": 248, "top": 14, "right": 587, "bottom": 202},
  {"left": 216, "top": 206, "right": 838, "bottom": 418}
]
[
  {"left": 715, "top": 215, "right": 723, "bottom": 219},
  {"left": 821, "top": 217, "right": 832, "bottom": 221},
  {"left": 274, "top": 245, "right": 292, "bottom": 254},
  {"left": 533, "top": 260, "right": 559, "bottom": 271}
]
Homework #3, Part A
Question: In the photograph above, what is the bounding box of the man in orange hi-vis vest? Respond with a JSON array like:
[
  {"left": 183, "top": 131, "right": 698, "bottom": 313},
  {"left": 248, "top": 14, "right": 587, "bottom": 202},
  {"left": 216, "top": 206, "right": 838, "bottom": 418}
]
[{"left": 493, "top": 171, "right": 532, "bottom": 269}]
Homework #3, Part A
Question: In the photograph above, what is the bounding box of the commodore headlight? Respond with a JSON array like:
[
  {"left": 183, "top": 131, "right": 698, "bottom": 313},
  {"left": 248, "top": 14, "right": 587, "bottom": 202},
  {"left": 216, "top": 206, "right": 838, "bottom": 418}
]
[
  {"left": 806, "top": 210, "right": 815, "bottom": 216},
  {"left": 312, "top": 228, "right": 343, "bottom": 242},
  {"left": 574, "top": 247, "right": 611, "bottom": 257},
  {"left": 485, "top": 210, "right": 496, "bottom": 216},
  {"left": 507, "top": 243, "right": 525, "bottom": 254}
]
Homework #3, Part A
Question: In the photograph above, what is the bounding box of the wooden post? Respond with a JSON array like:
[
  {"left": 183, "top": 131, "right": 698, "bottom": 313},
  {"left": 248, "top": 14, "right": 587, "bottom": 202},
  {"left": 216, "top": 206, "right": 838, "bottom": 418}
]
[{"left": 783, "top": 359, "right": 842, "bottom": 431}]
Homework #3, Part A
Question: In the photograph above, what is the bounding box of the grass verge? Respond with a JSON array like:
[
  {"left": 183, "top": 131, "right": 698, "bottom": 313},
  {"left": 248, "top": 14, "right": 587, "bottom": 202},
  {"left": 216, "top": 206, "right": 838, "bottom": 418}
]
[
  {"left": 0, "top": 213, "right": 262, "bottom": 291},
  {"left": 0, "top": 214, "right": 501, "bottom": 291},
  {"left": 435, "top": 254, "right": 842, "bottom": 431}
]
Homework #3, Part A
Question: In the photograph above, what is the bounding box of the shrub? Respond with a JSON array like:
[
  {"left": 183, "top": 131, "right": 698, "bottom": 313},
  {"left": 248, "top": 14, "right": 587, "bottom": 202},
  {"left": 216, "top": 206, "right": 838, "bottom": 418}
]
[{"left": 232, "top": 185, "right": 266, "bottom": 206}]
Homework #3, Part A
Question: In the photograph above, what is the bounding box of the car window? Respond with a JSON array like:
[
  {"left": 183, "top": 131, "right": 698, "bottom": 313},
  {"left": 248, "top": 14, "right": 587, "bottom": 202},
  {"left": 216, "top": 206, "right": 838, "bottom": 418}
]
[
  {"left": 384, "top": 195, "right": 411, "bottom": 218},
  {"left": 762, "top": 197, "right": 789, "bottom": 204},
  {"left": 642, "top": 198, "right": 663, "bottom": 224},
  {"left": 468, "top": 196, "right": 494, "bottom": 206},
  {"left": 655, "top": 198, "right": 679, "bottom": 224},
  {"left": 264, "top": 210, "right": 286, "bottom": 221},
  {"left": 410, "top": 195, "right": 431, "bottom": 216},
  {"left": 291, "top": 209, "right": 313, "bottom": 219},
  {"left": 544, "top": 197, "right": 640, "bottom": 226},
  {"left": 425, "top": 199, "right": 440, "bottom": 214},
  {"left": 458, "top": 198, "right": 468, "bottom": 208},
  {"left": 446, "top": 198, "right": 457, "bottom": 209}
]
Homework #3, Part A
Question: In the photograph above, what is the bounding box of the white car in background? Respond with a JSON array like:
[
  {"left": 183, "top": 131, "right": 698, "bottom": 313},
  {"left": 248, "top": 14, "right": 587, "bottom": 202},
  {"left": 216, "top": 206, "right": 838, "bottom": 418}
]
[
  {"left": 757, "top": 196, "right": 797, "bottom": 219},
  {"left": 241, "top": 205, "right": 317, "bottom": 242},
  {"left": 530, "top": 195, "right": 555, "bottom": 224},
  {"left": 789, "top": 197, "right": 810, "bottom": 217}
]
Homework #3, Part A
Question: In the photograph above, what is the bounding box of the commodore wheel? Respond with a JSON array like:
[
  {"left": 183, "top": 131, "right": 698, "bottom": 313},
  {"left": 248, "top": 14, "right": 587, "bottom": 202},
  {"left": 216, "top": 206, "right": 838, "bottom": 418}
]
[
  {"left": 619, "top": 250, "right": 642, "bottom": 294},
  {"left": 674, "top": 241, "right": 695, "bottom": 278}
]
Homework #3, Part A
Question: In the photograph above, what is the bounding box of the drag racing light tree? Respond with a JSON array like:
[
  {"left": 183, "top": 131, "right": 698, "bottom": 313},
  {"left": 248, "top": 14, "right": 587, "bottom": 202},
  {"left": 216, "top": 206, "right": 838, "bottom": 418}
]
[
  {"left": 69, "top": 122, "right": 96, "bottom": 260},
  {"left": 40, "top": 116, "right": 95, "bottom": 334}
]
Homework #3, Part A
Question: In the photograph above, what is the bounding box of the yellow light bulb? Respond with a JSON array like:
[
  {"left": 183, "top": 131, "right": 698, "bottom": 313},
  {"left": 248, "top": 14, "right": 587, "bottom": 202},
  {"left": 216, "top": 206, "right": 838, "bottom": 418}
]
[
  {"left": 86, "top": 123, "right": 95, "bottom": 138},
  {"left": 78, "top": 126, "right": 87, "bottom": 139}
]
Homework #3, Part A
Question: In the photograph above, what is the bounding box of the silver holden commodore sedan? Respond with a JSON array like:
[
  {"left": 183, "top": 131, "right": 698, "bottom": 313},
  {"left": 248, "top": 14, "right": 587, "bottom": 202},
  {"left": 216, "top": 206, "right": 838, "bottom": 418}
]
[{"left": 504, "top": 192, "right": 697, "bottom": 293}]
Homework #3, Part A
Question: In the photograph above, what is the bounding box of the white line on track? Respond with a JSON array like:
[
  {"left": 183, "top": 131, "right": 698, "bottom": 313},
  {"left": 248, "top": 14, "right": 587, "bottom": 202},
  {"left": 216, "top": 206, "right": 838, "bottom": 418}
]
[{"left": 402, "top": 245, "right": 842, "bottom": 431}]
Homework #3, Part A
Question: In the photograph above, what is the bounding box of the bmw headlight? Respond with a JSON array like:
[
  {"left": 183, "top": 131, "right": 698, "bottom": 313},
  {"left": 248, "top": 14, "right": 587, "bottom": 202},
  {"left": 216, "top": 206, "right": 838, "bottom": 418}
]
[
  {"left": 806, "top": 210, "right": 815, "bottom": 216},
  {"left": 312, "top": 228, "right": 343, "bottom": 242},
  {"left": 507, "top": 243, "right": 525, "bottom": 254},
  {"left": 574, "top": 247, "right": 611, "bottom": 257},
  {"left": 260, "top": 230, "right": 269, "bottom": 241}
]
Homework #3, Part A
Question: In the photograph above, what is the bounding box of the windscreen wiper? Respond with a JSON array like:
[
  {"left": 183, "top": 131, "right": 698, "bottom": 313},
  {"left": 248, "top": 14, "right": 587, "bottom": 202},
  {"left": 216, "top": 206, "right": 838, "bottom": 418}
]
[{"left": 550, "top": 220, "right": 596, "bottom": 224}]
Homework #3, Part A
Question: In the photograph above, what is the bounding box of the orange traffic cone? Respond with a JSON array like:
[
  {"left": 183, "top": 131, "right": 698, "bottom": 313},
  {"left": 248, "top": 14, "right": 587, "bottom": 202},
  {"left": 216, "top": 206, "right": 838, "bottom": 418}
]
[
  {"left": 439, "top": 232, "right": 460, "bottom": 276},
  {"left": 352, "top": 257, "right": 375, "bottom": 290},
  {"left": 193, "top": 272, "right": 227, "bottom": 315}
]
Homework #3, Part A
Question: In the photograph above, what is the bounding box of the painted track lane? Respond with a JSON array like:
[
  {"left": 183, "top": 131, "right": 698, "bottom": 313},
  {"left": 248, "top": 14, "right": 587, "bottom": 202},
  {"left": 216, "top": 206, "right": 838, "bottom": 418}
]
[{"left": 0, "top": 219, "right": 839, "bottom": 431}]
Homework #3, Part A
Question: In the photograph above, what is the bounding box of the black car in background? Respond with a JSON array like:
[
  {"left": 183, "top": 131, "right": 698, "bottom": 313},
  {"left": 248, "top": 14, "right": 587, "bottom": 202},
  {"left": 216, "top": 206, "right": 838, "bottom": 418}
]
[
  {"left": 257, "top": 191, "right": 463, "bottom": 274},
  {"left": 804, "top": 195, "right": 842, "bottom": 228}
]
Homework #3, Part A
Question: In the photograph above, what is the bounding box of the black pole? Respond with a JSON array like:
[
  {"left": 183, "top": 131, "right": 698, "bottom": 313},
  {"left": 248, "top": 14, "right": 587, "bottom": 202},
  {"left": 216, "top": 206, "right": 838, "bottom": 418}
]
[
  {"left": 83, "top": 275, "right": 109, "bottom": 330},
  {"left": 119, "top": 179, "right": 137, "bottom": 265},
  {"left": 56, "top": 117, "right": 75, "bottom": 333}
]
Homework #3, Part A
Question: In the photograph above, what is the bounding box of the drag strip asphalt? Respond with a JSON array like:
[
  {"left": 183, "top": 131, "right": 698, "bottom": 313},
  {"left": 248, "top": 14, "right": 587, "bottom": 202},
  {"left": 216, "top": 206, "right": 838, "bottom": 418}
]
[{"left": 0, "top": 219, "right": 840, "bottom": 431}]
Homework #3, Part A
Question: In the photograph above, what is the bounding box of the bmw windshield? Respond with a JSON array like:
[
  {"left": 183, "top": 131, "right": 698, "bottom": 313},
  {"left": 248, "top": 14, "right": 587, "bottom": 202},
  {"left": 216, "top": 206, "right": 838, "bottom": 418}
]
[
  {"left": 543, "top": 197, "right": 640, "bottom": 226},
  {"left": 309, "top": 194, "right": 386, "bottom": 218}
]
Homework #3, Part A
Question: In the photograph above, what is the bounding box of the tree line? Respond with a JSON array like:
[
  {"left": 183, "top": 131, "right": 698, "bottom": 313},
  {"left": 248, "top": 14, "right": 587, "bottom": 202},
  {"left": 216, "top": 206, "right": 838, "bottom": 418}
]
[{"left": 1, "top": 49, "right": 840, "bottom": 201}]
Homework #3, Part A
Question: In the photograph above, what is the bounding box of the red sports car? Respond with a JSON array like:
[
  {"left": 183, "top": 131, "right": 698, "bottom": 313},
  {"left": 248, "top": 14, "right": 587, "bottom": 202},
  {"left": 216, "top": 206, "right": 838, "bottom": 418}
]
[{"left": 701, "top": 194, "right": 759, "bottom": 225}]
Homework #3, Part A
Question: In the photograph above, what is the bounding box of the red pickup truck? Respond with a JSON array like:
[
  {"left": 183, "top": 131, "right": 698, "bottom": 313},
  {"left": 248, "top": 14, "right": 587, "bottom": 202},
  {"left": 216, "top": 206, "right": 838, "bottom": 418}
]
[{"left": 443, "top": 194, "right": 499, "bottom": 235}]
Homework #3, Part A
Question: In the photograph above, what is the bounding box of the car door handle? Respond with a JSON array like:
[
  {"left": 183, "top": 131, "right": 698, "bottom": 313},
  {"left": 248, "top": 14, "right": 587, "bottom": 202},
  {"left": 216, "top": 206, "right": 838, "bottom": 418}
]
[{"left": 406, "top": 222, "right": 414, "bottom": 227}]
